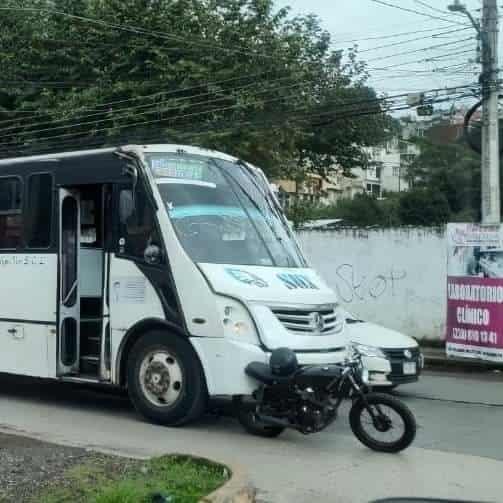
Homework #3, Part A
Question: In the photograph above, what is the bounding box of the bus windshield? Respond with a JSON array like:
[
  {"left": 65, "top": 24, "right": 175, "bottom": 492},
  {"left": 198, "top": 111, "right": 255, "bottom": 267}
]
[{"left": 145, "top": 153, "right": 306, "bottom": 268}]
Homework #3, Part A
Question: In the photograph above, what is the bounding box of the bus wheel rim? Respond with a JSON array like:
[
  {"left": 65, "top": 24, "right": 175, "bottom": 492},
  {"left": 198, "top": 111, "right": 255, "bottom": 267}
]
[{"left": 139, "top": 350, "right": 183, "bottom": 407}]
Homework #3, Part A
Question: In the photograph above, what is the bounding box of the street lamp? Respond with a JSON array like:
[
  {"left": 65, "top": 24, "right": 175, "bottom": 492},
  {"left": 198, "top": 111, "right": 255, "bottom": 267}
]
[{"left": 448, "top": 1, "right": 482, "bottom": 35}]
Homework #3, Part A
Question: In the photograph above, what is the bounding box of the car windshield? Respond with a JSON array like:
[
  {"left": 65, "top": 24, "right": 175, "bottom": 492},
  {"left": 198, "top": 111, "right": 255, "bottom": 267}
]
[{"left": 145, "top": 153, "right": 306, "bottom": 267}]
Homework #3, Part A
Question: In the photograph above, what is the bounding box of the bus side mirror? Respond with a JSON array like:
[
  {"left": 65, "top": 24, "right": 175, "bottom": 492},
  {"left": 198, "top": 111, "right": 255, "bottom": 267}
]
[
  {"left": 119, "top": 190, "right": 135, "bottom": 224},
  {"left": 144, "top": 244, "right": 162, "bottom": 265}
]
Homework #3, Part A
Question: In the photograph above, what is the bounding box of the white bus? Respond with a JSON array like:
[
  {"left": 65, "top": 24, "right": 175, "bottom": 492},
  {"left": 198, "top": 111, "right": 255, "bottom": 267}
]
[{"left": 0, "top": 144, "right": 389, "bottom": 426}]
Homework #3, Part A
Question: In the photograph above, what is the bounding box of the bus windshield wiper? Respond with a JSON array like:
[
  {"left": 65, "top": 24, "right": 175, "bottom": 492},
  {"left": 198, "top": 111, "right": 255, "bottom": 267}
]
[
  {"left": 235, "top": 159, "right": 304, "bottom": 267},
  {"left": 206, "top": 158, "right": 277, "bottom": 266},
  {"left": 225, "top": 161, "right": 296, "bottom": 267}
]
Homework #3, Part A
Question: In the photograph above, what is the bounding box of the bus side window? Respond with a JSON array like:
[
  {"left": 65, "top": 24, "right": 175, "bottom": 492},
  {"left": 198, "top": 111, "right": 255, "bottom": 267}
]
[
  {"left": 0, "top": 177, "right": 23, "bottom": 249},
  {"left": 118, "top": 184, "right": 161, "bottom": 261},
  {"left": 26, "top": 173, "right": 53, "bottom": 249}
]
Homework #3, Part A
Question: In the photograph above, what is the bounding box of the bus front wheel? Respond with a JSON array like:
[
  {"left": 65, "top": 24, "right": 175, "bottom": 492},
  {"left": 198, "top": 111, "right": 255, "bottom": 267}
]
[{"left": 127, "top": 330, "right": 207, "bottom": 426}]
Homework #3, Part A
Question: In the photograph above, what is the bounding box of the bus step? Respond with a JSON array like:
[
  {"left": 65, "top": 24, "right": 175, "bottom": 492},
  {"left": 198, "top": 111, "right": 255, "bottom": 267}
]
[
  {"left": 81, "top": 336, "right": 101, "bottom": 356},
  {"left": 80, "top": 355, "right": 100, "bottom": 375}
]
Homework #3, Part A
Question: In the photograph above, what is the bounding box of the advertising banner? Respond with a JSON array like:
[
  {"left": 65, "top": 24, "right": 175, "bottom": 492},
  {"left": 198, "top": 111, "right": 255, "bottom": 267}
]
[{"left": 446, "top": 223, "right": 503, "bottom": 362}]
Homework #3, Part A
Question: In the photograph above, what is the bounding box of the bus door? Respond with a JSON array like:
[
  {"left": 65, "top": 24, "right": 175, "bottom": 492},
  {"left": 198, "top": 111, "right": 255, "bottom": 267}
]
[{"left": 58, "top": 188, "right": 81, "bottom": 375}]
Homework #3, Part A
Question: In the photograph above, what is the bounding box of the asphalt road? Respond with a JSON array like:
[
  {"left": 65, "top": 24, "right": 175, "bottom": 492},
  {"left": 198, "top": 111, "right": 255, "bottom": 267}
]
[{"left": 0, "top": 370, "right": 502, "bottom": 503}]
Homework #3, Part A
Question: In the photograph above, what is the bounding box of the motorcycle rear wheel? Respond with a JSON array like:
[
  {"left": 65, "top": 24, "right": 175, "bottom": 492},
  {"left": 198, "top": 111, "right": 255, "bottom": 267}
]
[{"left": 349, "top": 392, "right": 416, "bottom": 453}]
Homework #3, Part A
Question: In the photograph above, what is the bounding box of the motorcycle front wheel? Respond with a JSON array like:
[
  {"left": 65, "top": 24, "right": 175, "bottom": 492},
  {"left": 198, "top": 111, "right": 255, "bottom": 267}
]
[{"left": 349, "top": 392, "right": 416, "bottom": 453}]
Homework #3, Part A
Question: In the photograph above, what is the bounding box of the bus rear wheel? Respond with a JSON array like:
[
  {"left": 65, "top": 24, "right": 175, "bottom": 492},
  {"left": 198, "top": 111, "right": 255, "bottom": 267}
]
[{"left": 127, "top": 330, "right": 207, "bottom": 426}]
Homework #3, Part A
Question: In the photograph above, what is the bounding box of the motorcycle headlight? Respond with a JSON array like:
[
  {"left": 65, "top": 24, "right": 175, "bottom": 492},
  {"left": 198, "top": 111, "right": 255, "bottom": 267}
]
[{"left": 351, "top": 342, "right": 386, "bottom": 358}]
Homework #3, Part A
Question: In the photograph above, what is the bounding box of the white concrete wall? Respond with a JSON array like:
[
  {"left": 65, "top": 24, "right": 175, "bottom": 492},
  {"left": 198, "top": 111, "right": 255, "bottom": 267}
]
[{"left": 298, "top": 227, "right": 446, "bottom": 341}]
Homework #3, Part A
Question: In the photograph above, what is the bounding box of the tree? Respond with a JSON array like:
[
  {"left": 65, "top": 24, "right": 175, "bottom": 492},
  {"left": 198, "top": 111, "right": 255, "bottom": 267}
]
[
  {"left": 398, "top": 188, "right": 450, "bottom": 226},
  {"left": 405, "top": 137, "right": 480, "bottom": 221},
  {"left": 0, "top": 0, "right": 389, "bottom": 178}
]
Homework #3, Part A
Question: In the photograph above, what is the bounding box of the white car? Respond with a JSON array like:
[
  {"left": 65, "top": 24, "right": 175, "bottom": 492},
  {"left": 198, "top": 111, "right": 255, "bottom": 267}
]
[{"left": 344, "top": 310, "right": 424, "bottom": 389}]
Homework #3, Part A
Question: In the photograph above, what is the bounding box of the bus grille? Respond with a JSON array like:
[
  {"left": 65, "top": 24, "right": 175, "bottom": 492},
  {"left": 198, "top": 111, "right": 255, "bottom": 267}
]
[{"left": 271, "top": 306, "right": 342, "bottom": 336}]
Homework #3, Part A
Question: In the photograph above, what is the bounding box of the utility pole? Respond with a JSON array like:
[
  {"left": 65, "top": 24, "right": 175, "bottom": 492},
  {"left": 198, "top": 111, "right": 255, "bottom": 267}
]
[
  {"left": 449, "top": 0, "right": 500, "bottom": 224},
  {"left": 481, "top": 0, "right": 500, "bottom": 224}
]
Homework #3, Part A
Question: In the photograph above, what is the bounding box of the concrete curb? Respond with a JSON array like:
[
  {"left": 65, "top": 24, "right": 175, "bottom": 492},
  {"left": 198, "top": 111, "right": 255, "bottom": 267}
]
[
  {"left": 200, "top": 463, "right": 256, "bottom": 503},
  {"left": 423, "top": 350, "right": 503, "bottom": 373}
]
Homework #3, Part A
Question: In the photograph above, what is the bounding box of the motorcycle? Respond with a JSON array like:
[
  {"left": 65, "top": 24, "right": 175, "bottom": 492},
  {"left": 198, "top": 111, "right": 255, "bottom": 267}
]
[{"left": 235, "top": 347, "right": 416, "bottom": 453}]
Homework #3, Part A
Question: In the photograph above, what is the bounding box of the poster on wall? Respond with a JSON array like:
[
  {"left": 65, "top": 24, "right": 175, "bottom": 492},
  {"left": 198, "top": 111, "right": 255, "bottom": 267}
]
[{"left": 446, "top": 223, "right": 503, "bottom": 362}]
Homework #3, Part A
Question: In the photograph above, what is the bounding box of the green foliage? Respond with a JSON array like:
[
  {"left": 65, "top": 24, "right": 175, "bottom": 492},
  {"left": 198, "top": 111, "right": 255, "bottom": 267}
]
[
  {"left": 286, "top": 198, "right": 318, "bottom": 229},
  {"left": 0, "top": 0, "right": 388, "bottom": 177},
  {"left": 406, "top": 138, "right": 480, "bottom": 220},
  {"left": 35, "top": 454, "right": 227, "bottom": 503},
  {"left": 311, "top": 193, "right": 388, "bottom": 226},
  {"left": 398, "top": 188, "right": 450, "bottom": 226},
  {"left": 302, "top": 189, "right": 450, "bottom": 228}
]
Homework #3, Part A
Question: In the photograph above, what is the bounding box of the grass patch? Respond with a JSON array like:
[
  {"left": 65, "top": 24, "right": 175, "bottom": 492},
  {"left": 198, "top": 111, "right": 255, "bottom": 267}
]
[{"left": 34, "top": 454, "right": 229, "bottom": 503}]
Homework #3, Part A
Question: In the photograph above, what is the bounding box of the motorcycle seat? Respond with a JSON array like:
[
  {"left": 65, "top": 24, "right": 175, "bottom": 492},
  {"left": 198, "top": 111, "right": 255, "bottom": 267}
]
[{"left": 245, "top": 362, "right": 293, "bottom": 385}]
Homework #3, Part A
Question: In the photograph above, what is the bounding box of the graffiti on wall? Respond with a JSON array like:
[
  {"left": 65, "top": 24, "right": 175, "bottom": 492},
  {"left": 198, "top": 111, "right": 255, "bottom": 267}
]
[{"left": 335, "top": 263, "right": 407, "bottom": 303}]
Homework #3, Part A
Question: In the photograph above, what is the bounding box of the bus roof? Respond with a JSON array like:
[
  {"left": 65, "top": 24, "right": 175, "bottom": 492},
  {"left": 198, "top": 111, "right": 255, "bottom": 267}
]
[{"left": 0, "top": 144, "right": 240, "bottom": 166}]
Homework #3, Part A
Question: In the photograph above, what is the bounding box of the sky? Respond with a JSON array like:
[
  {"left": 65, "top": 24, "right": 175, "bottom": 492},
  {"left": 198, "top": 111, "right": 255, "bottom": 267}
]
[{"left": 273, "top": 0, "right": 487, "bottom": 105}]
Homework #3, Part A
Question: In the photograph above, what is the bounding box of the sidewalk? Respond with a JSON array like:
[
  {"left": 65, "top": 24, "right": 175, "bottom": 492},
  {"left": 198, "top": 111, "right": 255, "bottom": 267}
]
[{"left": 422, "top": 345, "right": 503, "bottom": 373}]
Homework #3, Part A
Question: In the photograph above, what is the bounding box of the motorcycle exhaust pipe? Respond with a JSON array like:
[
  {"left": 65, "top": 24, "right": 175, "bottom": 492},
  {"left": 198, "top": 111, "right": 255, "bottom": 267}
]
[
  {"left": 256, "top": 413, "right": 291, "bottom": 429},
  {"left": 234, "top": 397, "right": 259, "bottom": 412}
]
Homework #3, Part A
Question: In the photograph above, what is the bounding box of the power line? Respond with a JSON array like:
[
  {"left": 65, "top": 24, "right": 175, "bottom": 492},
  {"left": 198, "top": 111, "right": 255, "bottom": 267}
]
[
  {"left": 0, "top": 90, "right": 478, "bottom": 158},
  {"left": 0, "top": 79, "right": 316, "bottom": 142},
  {"left": 0, "top": 74, "right": 314, "bottom": 135},
  {"left": 0, "top": 7, "right": 285, "bottom": 61},
  {"left": 0, "top": 90, "right": 326, "bottom": 149},
  {"left": 371, "top": 61, "right": 479, "bottom": 73},
  {"left": 1, "top": 90, "right": 475, "bottom": 156},
  {"left": 335, "top": 25, "right": 470, "bottom": 44},
  {"left": 364, "top": 37, "right": 474, "bottom": 63},
  {"left": 0, "top": 70, "right": 296, "bottom": 127},
  {"left": 358, "top": 27, "right": 471, "bottom": 52},
  {"left": 370, "top": 0, "right": 469, "bottom": 26},
  {"left": 0, "top": 79, "right": 95, "bottom": 89},
  {"left": 368, "top": 47, "right": 475, "bottom": 70},
  {"left": 0, "top": 83, "right": 479, "bottom": 154}
]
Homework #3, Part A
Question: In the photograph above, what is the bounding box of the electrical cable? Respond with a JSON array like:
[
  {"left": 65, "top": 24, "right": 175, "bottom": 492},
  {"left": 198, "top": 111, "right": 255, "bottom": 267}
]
[
  {"left": 364, "top": 37, "right": 474, "bottom": 63},
  {"left": 368, "top": 47, "right": 475, "bottom": 70},
  {"left": 0, "top": 7, "right": 291, "bottom": 61},
  {"left": 370, "top": 0, "right": 470, "bottom": 26},
  {"left": 335, "top": 26, "right": 470, "bottom": 44},
  {"left": 358, "top": 27, "right": 472, "bottom": 52},
  {"left": 6, "top": 76, "right": 475, "bottom": 140},
  {"left": 0, "top": 88, "right": 315, "bottom": 147},
  {"left": 0, "top": 69, "right": 303, "bottom": 127},
  {"left": 464, "top": 99, "right": 483, "bottom": 153},
  {"left": 2, "top": 81, "right": 479, "bottom": 143},
  {"left": 0, "top": 85, "right": 480, "bottom": 156},
  {"left": 0, "top": 75, "right": 317, "bottom": 135},
  {"left": 0, "top": 93, "right": 475, "bottom": 158}
]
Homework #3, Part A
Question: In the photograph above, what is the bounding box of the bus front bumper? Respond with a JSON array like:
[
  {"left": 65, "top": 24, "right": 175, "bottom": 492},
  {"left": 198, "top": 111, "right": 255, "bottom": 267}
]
[{"left": 190, "top": 338, "right": 351, "bottom": 396}]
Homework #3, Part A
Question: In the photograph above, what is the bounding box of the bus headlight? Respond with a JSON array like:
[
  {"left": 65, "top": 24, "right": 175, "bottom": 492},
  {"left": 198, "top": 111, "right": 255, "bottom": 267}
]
[
  {"left": 361, "top": 368, "right": 370, "bottom": 384},
  {"left": 218, "top": 297, "right": 259, "bottom": 344}
]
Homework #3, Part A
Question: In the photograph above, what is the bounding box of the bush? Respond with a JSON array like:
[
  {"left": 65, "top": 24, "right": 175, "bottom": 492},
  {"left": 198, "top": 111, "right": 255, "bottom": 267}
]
[
  {"left": 290, "top": 188, "right": 455, "bottom": 228},
  {"left": 398, "top": 188, "right": 451, "bottom": 225},
  {"left": 309, "top": 194, "right": 383, "bottom": 226}
]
